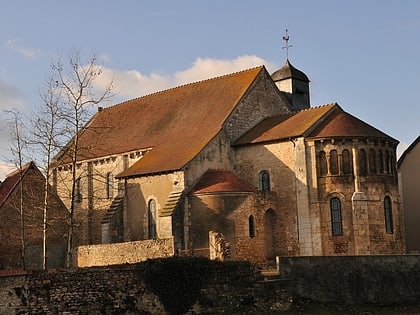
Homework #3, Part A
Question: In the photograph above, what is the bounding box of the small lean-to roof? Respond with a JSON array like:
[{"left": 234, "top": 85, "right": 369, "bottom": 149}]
[
  {"left": 54, "top": 67, "right": 265, "bottom": 176},
  {"left": 189, "top": 169, "right": 256, "bottom": 195},
  {"left": 234, "top": 103, "right": 336, "bottom": 145},
  {"left": 0, "top": 162, "right": 34, "bottom": 208}
]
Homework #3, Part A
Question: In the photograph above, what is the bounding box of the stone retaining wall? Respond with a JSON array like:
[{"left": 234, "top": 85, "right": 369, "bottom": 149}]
[
  {"left": 76, "top": 237, "right": 174, "bottom": 267},
  {"left": 278, "top": 255, "right": 420, "bottom": 306}
]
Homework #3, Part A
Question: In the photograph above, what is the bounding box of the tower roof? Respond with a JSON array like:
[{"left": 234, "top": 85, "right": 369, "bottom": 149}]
[{"left": 271, "top": 59, "right": 309, "bottom": 83}]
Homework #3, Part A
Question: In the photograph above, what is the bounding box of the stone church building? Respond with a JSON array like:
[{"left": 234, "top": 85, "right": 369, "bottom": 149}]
[{"left": 52, "top": 59, "right": 405, "bottom": 266}]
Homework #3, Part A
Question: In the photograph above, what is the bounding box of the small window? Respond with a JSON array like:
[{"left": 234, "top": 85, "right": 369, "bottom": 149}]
[
  {"left": 330, "top": 197, "right": 343, "bottom": 236},
  {"left": 369, "top": 149, "right": 377, "bottom": 174},
  {"left": 106, "top": 172, "right": 114, "bottom": 199},
  {"left": 341, "top": 149, "right": 352, "bottom": 175},
  {"left": 359, "top": 149, "right": 367, "bottom": 175},
  {"left": 148, "top": 199, "right": 157, "bottom": 239},
  {"left": 385, "top": 150, "right": 391, "bottom": 174},
  {"left": 259, "top": 171, "right": 270, "bottom": 191},
  {"left": 75, "top": 178, "right": 82, "bottom": 202},
  {"left": 249, "top": 215, "right": 256, "bottom": 238},
  {"left": 384, "top": 196, "right": 394, "bottom": 234},
  {"left": 329, "top": 150, "right": 339, "bottom": 175},
  {"left": 378, "top": 150, "right": 384, "bottom": 174},
  {"left": 319, "top": 151, "right": 327, "bottom": 176}
]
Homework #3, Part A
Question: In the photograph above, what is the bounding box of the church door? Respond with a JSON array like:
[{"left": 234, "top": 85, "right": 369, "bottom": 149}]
[{"left": 264, "top": 209, "right": 277, "bottom": 260}]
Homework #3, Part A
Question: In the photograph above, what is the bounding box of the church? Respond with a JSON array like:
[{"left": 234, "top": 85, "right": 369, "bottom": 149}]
[{"left": 52, "top": 55, "right": 405, "bottom": 266}]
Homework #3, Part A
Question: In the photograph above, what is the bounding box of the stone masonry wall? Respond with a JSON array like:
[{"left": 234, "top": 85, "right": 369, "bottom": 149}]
[
  {"left": 279, "top": 255, "right": 420, "bottom": 306},
  {"left": 3, "top": 259, "right": 291, "bottom": 314},
  {"left": 76, "top": 238, "right": 175, "bottom": 267}
]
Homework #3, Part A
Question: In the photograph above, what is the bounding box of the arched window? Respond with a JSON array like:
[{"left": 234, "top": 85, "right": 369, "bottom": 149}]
[
  {"left": 330, "top": 197, "right": 343, "bottom": 236},
  {"left": 148, "top": 199, "right": 157, "bottom": 239},
  {"left": 378, "top": 150, "right": 384, "bottom": 174},
  {"left": 384, "top": 196, "right": 394, "bottom": 234},
  {"left": 329, "top": 150, "right": 339, "bottom": 175},
  {"left": 369, "top": 149, "right": 377, "bottom": 174},
  {"left": 359, "top": 149, "right": 367, "bottom": 176},
  {"left": 106, "top": 172, "right": 114, "bottom": 199},
  {"left": 385, "top": 150, "right": 391, "bottom": 174},
  {"left": 319, "top": 151, "right": 327, "bottom": 176},
  {"left": 75, "top": 178, "right": 82, "bottom": 202},
  {"left": 341, "top": 149, "right": 351, "bottom": 175},
  {"left": 259, "top": 171, "right": 270, "bottom": 191},
  {"left": 248, "top": 215, "right": 256, "bottom": 238}
]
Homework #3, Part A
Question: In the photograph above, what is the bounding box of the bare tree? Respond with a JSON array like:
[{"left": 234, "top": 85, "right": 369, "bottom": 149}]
[
  {"left": 30, "top": 75, "right": 66, "bottom": 269},
  {"left": 49, "top": 50, "right": 113, "bottom": 267},
  {"left": 6, "top": 110, "right": 28, "bottom": 269}
]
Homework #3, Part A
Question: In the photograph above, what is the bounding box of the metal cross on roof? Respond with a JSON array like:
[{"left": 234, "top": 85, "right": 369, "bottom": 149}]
[{"left": 282, "top": 29, "right": 292, "bottom": 60}]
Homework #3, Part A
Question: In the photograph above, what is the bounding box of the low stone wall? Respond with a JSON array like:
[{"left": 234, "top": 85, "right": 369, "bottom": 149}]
[
  {"left": 278, "top": 255, "right": 420, "bottom": 306},
  {"left": 76, "top": 237, "right": 174, "bottom": 267},
  {"left": 4, "top": 259, "right": 291, "bottom": 314}
]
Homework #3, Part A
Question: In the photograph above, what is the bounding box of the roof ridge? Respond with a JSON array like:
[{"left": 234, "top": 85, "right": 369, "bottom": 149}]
[
  {"left": 101, "top": 66, "right": 264, "bottom": 111},
  {"left": 293, "top": 102, "right": 337, "bottom": 113}
]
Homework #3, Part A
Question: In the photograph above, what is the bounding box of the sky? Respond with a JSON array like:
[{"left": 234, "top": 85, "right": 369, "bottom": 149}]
[{"left": 0, "top": 0, "right": 419, "bottom": 180}]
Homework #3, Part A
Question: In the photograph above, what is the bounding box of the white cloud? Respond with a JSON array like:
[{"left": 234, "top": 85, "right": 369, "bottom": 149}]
[
  {"left": 95, "top": 55, "right": 277, "bottom": 102},
  {"left": 0, "top": 161, "right": 14, "bottom": 181},
  {"left": 397, "top": 141, "right": 410, "bottom": 160},
  {"left": 6, "top": 38, "right": 41, "bottom": 60}
]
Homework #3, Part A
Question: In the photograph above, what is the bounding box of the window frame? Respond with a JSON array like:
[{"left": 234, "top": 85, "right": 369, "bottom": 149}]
[
  {"left": 384, "top": 196, "right": 394, "bottom": 234},
  {"left": 330, "top": 197, "right": 343, "bottom": 236},
  {"left": 148, "top": 199, "right": 157, "bottom": 239},
  {"left": 259, "top": 170, "right": 271, "bottom": 191}
]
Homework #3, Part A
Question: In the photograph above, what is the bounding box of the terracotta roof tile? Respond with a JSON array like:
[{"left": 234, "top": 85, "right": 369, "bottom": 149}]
[
  {"left": 0, "top": 162, "right": 34, "bottom": 208},
  {"left": 234, "top": 103, "right": 336, "bottom": 145},
  {"left": 189, "top": 169, "right": 256, "bottom": 195},
  {"left": 307, "top": 107, "right": 397, "bottom": 141},
  {"left": 100, "top": 66, "right": 264, "bottom": 178}
]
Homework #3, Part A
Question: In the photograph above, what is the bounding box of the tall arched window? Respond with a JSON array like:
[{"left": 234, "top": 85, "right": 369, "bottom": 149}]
[
  {"left": 330, "top": 197, "right": 343, "bottom": 236},
  {"left": 148, "top": 199, "right": 157, "bottom": 239},
  {"left": 359, "top": 149, "right": 367, "bottom": 176},
  {"left": 248, "top": 215, "right": 256, "bottom": 238},
  {"left": 329, "top": 150, "right": 339, "bottom": 175},
  {"left": 259, "top": 171, "right": 270, "bottom": 191},
  {"left": 384, "top": 196, "right": 394, "bottom": 234},
  {"left": 341, "top": 149, "right": 351, "bottom": 175},
  {"left": 106, "top": 172, "right": 114, "bottom": 199},
  {"left": 319, "top": 151, "right": 327, "bottom": 176}
]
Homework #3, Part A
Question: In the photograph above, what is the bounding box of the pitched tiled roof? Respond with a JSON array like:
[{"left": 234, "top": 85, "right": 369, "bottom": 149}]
[
  {"left": 234, "top": 103, "right": 397, "bottom": 146},
  {"left": 54, "top": 67, "right": 265, "bottom": 177},
  {"left": 189, "top": 169, "right": 256, "bottom": 195},
  {"left": 0, "top": 162, "right": 34, "bottom": 208},
  {"left": 234, "top": 103, "right": 336, "bottom": 145},
  {"left": 307, "top": 106, "right": 397, "bottom": 142}
]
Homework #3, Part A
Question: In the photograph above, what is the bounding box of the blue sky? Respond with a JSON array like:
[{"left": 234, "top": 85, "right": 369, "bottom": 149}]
[{"left": 1, "top": 1, "right": 420, "bottom": 178}]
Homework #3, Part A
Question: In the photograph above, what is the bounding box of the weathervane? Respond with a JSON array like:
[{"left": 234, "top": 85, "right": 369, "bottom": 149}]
[{"left": 282, "top": 29, "right": 292, "bottom": 60}]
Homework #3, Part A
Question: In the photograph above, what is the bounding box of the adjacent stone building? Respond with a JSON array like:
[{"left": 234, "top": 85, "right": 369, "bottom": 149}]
[
  {"left": 0, "top": 162, "right": 68, "bottom": 269},
  {"left": 52, "top": 59, "right": 405, "bottom": 266}
]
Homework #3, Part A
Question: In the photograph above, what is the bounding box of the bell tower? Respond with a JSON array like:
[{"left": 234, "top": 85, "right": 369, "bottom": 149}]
[{"left": 271, "top": 30, "right": 310, "bottom": 110}]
